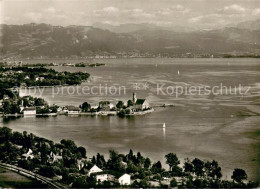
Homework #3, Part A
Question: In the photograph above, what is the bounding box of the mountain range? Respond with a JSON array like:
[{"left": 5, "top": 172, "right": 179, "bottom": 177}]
[{"left": 1, "top": 19, "right": 260, "bottom": 58}]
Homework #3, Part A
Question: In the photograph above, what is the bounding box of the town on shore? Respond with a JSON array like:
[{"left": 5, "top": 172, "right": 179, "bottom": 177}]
[{"left": 0, "top": 127, "right": 258, "bottom": 188}]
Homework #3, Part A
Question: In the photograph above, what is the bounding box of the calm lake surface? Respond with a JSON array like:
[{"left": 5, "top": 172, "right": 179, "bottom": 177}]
[{"left": 1, "top": 58, "right": 260, "bottom": 181}]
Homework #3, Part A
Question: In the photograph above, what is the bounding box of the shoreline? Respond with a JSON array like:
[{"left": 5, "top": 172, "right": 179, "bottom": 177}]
[{"left": 0, "top": 108, "right": 155, "bottom": 117}]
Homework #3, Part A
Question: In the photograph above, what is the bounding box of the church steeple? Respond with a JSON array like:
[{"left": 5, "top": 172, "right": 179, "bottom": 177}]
[{"left": 133, "top": 92, "right": 137, "bottom": 103}]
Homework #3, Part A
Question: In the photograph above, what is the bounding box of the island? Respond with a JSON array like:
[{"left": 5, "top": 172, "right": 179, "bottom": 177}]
[{"left": 0, "top": 63, "right": 153, "bottom": 118}]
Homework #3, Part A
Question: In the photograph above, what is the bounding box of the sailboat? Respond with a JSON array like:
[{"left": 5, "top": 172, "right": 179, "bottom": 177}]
[
  {"left": 163, "top": 122, "right": 166, "bottom": 128},
  {"left": 178, "top": 70, "right": 180, "bottom": 75}
]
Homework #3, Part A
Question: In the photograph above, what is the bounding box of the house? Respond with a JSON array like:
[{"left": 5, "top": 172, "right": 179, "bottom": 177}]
[
  {"left": 23, "top": 107, "right": 36, "bottom": 116},
  {"left": 35, "top": 76, "right": 45, "bottom": 81},
  {"left": 90, "top": 104, "right": 99, "bottom": 110},
  {"left": 88, "top": 165, "right": 103, "bottom": 176},
  {"left": 98, "top": 101, "right": 111, "bottom": 110},
  {"left": 77, "top": 159, "right": 85, "bottom": 170},
  {"left": 3, "top": 95, "right": 9, "bottom": 100},
  {"left": 118, "top": 173, "right": 131, "bottom": 185},
  {"left": 66, "top": 106, "right": 80, "bottom": 115},
  {"left": 108, "top": 103, "right": 115, "bottom": 109},
  {"left": 49, "top": 152, "right": 62, "bottom": 163},
  {"left": 149, "top": 181, "right": 160, "bottom": 187},
  {"left": 24, "top": 75, "right": 30, "bottom": 80},
  {"left": 22, "top": 148, "right": 34, "bottom": 160},
  {"left": 96, "top": 173, "right": 115, "bottom": 183}
]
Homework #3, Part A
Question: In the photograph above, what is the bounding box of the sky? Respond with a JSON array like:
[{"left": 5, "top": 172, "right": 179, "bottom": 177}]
[{"left": 1, "top": 0, "right": 260, "bottom": 30}]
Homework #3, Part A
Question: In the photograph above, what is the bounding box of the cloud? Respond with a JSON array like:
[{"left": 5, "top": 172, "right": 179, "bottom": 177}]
[
  {"left": 102, "top": 6, "right": 119, "bottom": 13},
  {"left": 95, "top": 6, "right": 119, "bottom": 15},
  {"left": 252, "top": 8, "right": 260, "bottom": 15},
  {"left": 125, "top": 9, "right": 155, "bottom": 18},
  {"left": 24, "top": 12, "right": 43, "bottom": 23},
  {"left": 46, "top": 7, "right": 56, "bottom": 14},
  {"left": 156, "top": 5, "right": 190, "bottom": 16},
  {"left": 222, "top": 4, "right": 245, "bottom": 14}
]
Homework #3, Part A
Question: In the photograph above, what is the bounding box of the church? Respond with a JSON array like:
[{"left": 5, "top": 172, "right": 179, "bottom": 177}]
[{"left": 132, "top": 93, "right": 150, "bottom": 110}]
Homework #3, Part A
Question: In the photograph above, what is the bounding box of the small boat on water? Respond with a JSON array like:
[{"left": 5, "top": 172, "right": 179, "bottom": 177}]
[
  {"left": 163, "top": 122, "right": 166, "bottom": 128},
  {"left": 178, "top": 70, "right": 180, "bottom": 75}
]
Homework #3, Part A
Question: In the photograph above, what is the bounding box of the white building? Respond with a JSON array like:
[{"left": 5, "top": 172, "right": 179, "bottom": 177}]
[
  {"left": 23, "top": 107, "right": 36, "bottom": 116},
  {"left": 35, "top": 77, "right": 45, "bottom": 81},
  {"left": 96, "top": 174, "right": 115, "bottom": 183},
  {"left": 77, "top": 160, "right": 85, "bottom": 170},
  {"left": 88, "top": 165, "right": 103, "bottom": 176},
  {"left": 66, "top": 106, "right": 80, "bottom": 115},
  {"left": 22, "top": 148, "right": 34, "bottom": 160},
  {"left": 49, "top": 152, "right": 62, "bottom": 163},
  {"left": 118, "top": 173, "right": 131, "bottom": 186}
]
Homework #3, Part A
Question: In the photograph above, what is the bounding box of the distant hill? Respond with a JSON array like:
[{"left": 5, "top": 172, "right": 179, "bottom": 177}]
[
  {"left": 236, "top": 19, "right": 260, "bottom": 31},
  {"left": 1, "top": 21, "right": 260, "bottom": 58}
]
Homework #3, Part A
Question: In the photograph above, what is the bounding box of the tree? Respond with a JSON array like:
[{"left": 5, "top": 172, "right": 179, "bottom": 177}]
[
  {"left": 127, "top": 100, "right": 134, "bottom": 107},
  {"left": 39, "top": 165, "right": 55, "bottom": 178},
  {"left": 151, "top": 161, "right": 162, "bottom": 174},
  {"left": 12, "top": 131, "right": 24, "bottom": 145},
  {"left": 80, "top": 102, "right": 91, "bottom": 112},
  {"left": 96, "top": 153, "right": 106, "bottom": 169},
  {"left": 34, "top": 98, "right": 45, "bottom": 106},
  {"left": 77, "top": 146, "right": 86, "bottom": 158},
  {"left": 205, "top": 160, "right": 222, "bottom": 180},
  {"left": 170, "top": 178, "right": 178, "bottom": 187},
  {"left": 49, "top": 105, "right": 58, "bottom": 113},
  {"left": 165, "top": 153, "right": 180, "bottom": 171},
  {"left": 231, "top": 168, "right": 247, "bottom": 183},
  {"left": 127, "top": 149, "right": 134, "bottom": 161},
  {"left": 192, "top": 158, "right": 205, "bottom": 177},
  {"left": 184, "top": 158, "right": 194, "bottom": 173},
  {"left": 144, "top": 158, "right": 151, "bottom": 169},
  {"left": 116, "top": 101, "right": 124, "bottom": 109},
  {"left": 61, "top": 139, "right": 78, "bottom": 154},
  {"left": 0, "top": 127, "right": 12, "bottom": 143},
  {"left": 106, "top": 150, "right": 124, "bottom": 171},
  {"left": 137, "top": 152, "right": 144, "bottom": 165}
]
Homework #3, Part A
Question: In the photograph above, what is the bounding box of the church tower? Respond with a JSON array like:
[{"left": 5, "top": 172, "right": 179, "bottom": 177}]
[{"left": 133, "top": 92, "right": 137, "bottom": 103}]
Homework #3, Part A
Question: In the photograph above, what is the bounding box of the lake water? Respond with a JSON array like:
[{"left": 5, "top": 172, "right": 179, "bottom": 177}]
[{"left": 1, "top": 58, "right": 260, "bottom": 181}]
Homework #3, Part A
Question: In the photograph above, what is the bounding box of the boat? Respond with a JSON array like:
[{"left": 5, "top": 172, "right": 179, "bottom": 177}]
[
  {"left": 178, "top": 70, "right": 180, "bottom": 75},
  {"left": 163, "top": 122, "right": 166, "bottom": 128}
]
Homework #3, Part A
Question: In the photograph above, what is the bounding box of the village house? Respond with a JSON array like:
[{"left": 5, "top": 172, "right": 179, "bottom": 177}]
[
  {"left": 88, "top": 165, "right": 103, "bottom": 176},
  {"left": 118, "top": 173, "right": 131, "bottom": 185},
  {"left": 77, "top": 159, "right": 86, "bottom": 170},
  {"left": 65, "top": 106, "right": 80, "bottom": 115},
  {"left": 49, "top": 151, "right": 62, "bottom": 163},
  {"left": 3, "top": 95, "right": 10, "bottom": 100},
  {"left": 22, "top": 148, "right": 34, "bottom": 160},
  {"left": 90, "top": 104, "right": 99, "bottom": 110},
  {"left": 35, "top": 76, "right": 45, "bottom": 81},
  {"left": 96, "top": 173, "right": 115, "bottom": 183},
  {"left": 23, "top": 107, "right": 37, "bottom": 116}
]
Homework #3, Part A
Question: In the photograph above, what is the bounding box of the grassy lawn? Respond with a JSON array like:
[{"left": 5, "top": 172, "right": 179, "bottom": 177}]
[{"left": 0, "top": 167, "right": 48, "bottom": 188}]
